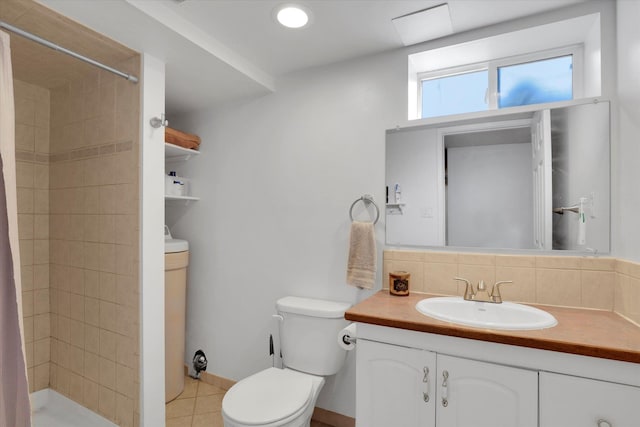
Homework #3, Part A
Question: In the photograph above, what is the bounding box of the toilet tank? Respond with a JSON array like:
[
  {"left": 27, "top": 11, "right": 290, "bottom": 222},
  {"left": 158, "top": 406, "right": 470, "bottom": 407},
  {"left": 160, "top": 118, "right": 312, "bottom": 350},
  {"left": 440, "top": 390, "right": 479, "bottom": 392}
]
[{"left": 276, "top": 296, "right": 351, "bottom": 376}]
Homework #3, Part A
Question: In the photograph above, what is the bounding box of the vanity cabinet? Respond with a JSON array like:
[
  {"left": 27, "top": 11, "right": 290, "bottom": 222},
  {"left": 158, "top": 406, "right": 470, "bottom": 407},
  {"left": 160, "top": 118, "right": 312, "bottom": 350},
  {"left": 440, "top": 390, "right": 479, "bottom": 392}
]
[
  {"left": 356, "top": 340, "right": 436, "bottom": 427},
  {"left": 349, "top": 292, "right": 640, "bottom": 427},
  {"left": 355, "top": 325, "right": 640, "bottom": 427},
  {"left": 436, "top": 354, "right": 537, "bottom": 427},
  {"left": 539, "top": 372, "right": 640, "bottom": 427},
  {"left": 356, "top": 340, "right": 537, "bottom": 427}
]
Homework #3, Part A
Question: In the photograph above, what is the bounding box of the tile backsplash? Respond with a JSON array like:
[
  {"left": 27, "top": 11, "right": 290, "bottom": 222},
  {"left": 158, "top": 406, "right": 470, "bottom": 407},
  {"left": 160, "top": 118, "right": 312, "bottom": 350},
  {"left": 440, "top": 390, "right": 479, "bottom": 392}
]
[
  {"left": 615, "top": 259, "right": 640, "bottom": 325},
  {"left": 384, "top": 250, "right": 640, "bottom": 325}
]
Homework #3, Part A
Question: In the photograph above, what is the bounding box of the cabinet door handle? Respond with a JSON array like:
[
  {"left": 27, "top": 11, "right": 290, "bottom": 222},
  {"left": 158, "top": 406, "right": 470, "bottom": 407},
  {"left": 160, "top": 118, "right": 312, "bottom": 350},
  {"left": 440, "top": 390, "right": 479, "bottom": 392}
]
[
  {"left": 597, "top": 420, "right": 612, "bottom": 427},
  {"left": 422, "top": 367, "right": 430, "bottom": 402},
  {"left": 441, "top": 370, "right": 449, "bottom": 407}
]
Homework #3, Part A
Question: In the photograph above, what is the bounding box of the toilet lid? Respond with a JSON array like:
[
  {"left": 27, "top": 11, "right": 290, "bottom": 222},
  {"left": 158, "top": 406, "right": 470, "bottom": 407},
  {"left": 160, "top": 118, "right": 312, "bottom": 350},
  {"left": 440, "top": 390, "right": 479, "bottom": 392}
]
[{"left": 223, "top": 368, "right": 313, "bottom": 425}]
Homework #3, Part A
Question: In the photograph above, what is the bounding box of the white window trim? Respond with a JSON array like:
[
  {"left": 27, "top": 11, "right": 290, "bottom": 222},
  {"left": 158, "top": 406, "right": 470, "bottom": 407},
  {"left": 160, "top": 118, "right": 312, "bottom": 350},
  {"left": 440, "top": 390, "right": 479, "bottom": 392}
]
[{"left": 417, "top": 44, "right": 584, "bottom": 118}]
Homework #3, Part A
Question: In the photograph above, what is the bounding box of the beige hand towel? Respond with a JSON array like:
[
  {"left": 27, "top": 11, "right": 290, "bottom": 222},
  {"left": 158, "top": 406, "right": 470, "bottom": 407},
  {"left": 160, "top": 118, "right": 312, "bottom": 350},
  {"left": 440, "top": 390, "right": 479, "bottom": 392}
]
[{"left": 346, "top": 221, "right": 376, "bottom": 289}]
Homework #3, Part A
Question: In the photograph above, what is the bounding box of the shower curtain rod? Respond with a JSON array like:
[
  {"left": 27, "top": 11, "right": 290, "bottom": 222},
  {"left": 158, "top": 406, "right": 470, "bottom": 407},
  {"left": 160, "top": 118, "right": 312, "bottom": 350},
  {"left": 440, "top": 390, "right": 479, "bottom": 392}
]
[{"left": 0, "top": 20, "right": 139, "bottom": 83}]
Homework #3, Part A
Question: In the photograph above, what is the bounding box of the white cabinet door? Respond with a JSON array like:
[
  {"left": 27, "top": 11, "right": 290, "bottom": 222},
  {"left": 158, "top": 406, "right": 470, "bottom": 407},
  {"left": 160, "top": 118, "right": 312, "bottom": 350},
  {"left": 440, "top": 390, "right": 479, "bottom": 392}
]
[
  {"left": 540, "top": 371, "right": 640, "bottom": 427},
  {"left": 356, "top": 339, "right": 436, "bottom": 427},
  {"left": 436, "top": 354, "right": 538, "bottom": 427}
]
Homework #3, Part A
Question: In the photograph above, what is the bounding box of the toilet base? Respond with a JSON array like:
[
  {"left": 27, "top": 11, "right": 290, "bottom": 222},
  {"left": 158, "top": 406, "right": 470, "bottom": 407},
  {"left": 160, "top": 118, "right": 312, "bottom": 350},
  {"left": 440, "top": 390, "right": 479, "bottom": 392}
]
[{"left": 222, "top": 369, "right": 325, "bottom": 427}]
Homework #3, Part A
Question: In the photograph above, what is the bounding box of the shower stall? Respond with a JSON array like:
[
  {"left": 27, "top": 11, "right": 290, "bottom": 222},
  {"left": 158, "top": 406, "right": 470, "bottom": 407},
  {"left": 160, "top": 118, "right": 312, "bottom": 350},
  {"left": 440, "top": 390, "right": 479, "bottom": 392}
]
[{"left": 1, "top": 1, "right": 142, "bottom": 426}]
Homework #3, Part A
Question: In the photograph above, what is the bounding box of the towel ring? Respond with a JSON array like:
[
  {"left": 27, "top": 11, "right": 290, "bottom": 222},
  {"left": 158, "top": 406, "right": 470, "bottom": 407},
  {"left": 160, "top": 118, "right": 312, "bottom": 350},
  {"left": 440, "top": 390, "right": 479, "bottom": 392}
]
[{"left": 349, "top": 195, "right": 380, "bottom": 225}]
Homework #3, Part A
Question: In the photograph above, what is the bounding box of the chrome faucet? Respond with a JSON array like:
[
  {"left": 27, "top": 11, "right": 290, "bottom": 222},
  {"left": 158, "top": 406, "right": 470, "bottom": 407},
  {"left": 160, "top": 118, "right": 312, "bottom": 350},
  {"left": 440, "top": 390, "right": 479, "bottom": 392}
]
[{"left": 454, "top": 277, "right": 513, "bottom": 303}]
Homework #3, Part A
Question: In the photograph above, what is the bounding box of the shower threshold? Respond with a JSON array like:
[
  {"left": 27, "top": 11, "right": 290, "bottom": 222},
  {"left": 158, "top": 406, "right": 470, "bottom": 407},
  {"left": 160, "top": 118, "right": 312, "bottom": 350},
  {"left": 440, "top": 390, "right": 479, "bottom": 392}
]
[{"left": 31, "top": 389, "right": 118, "bottom": 427}]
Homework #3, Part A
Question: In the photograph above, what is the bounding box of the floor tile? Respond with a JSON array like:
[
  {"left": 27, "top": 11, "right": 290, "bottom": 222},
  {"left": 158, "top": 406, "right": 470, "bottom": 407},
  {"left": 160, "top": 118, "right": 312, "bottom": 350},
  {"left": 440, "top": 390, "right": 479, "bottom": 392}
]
[
  {"left": 197, "top": 381, "right": 226, "bottom": 396},
  {"left": 166, "top": 397, "right": 195, "bottom": 419},
  {"left": 178, "top": 378, "right": 199, "bottom": 399},
  {"left": 192, "top": 412, "right": 224, "bottom": 427},
  {"left": 194, "top": 394, "right": 223, "bottom": 414},
  {"left": 166, "top": 415, "right": 193, "bottom": 427}
]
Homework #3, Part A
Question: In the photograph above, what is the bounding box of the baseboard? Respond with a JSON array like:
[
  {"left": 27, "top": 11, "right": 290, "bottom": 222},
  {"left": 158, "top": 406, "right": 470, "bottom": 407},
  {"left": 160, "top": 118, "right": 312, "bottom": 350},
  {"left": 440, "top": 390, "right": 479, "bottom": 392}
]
[
  {"left": 312, "top": 407, "right": 356, "bottom": 427},
  {"left": 183, "top": 364, "right": 235, "bottom": 390},
  {"left": 183, "top": 365, "right": 356, "bottom": 427}
]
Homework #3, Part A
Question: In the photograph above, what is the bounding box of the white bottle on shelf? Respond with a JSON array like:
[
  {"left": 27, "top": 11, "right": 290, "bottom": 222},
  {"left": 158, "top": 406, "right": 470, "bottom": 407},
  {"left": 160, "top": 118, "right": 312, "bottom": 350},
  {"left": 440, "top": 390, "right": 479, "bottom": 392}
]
[
  {"left": 394, "top": 184, "right": 402, "bottom": 204},
  {"left": 165, "top": 171, "right": 177, "bottom": 195}
]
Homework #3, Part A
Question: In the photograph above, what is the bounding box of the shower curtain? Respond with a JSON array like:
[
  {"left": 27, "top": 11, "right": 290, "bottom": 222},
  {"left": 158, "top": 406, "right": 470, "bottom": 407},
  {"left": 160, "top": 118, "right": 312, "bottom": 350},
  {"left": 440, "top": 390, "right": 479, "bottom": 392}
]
[{"left": 0, "top": 30, "right": 31, "bottom": 427}]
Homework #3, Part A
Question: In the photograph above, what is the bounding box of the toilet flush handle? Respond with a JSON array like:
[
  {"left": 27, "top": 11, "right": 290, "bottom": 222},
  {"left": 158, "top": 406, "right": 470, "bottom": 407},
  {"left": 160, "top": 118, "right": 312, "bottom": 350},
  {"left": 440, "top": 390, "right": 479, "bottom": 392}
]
[{"left": 271, "top": 315, "right": 284, "bottom": 365}]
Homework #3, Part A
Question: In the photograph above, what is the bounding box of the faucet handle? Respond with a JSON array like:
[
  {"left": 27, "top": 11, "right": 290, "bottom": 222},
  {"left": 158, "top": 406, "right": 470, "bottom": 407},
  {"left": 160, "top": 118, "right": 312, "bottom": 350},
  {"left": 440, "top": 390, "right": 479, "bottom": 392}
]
[
  {"left": 454, "top": 277, "right": 475, "bottom": 300},
  {"left": 491, "top": 280, "right": 513, "bottom": 303},
  {"left": 453, "top": 277, "right": 470, "bottom": 286}
]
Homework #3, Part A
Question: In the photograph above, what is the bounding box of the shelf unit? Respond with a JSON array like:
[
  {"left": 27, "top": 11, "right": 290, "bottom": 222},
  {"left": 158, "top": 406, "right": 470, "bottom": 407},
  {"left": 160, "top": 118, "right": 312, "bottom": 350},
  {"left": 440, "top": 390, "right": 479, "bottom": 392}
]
[
  {"left": 165, "top": 143, "right": 200, "bottom": 162},
  {"left": 165, "top": 195, "right": 200, "bottom": 201},
  {"left": 165, "top": 143, "right": 200, "bottom": 202},
  {"left": 386, "top": 203, "right": 405, "bottom": 214}
]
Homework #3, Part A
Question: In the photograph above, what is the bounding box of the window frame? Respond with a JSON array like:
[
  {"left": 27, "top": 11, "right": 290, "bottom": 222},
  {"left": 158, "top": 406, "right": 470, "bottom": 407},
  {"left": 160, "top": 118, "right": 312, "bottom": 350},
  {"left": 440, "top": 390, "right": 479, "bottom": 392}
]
[{"left": 417, "top": 45, "right": 584, "bottom": 119}]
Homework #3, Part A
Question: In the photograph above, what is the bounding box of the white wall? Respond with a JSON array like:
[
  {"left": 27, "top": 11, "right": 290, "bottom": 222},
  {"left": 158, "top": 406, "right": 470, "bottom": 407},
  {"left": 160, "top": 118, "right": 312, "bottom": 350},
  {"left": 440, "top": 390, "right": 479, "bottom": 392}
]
[
  {"left": 167, "top": 0, "right": 621, "bottom": 419},
  {"left": 615, "top": 0, "right": 640, "bottom": 262},
  {"left": 169, "top": 50, "right": 406, "bottom": 416},
  {"left": 583, "top": 13, "right": 602, "bottom": 97},
  {"left": 447, "top": 143, "right": 533, "bottom": 249}
]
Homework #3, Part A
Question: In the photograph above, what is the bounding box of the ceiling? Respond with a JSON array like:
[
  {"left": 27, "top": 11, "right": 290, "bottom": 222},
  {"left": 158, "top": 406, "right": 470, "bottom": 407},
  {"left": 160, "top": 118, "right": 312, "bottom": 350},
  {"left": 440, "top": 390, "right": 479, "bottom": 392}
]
[
  {"left": 160, "top": 0, "right": 585, "bottom": 76},
  {"left": 25, "top": 0, "right": 585, "bottom": 115},
  {"left": 0, "top": 0, "right": 137, "bottom": 89}
]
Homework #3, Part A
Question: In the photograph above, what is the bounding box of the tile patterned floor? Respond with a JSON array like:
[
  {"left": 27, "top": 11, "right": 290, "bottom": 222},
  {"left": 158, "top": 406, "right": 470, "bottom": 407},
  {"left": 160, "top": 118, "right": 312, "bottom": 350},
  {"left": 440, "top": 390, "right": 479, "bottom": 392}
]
[
  {"left": 165, "top": 376, "right": 225, "bottom": 427},
  {"left": 165, "top": 376, "right": 333, "bottom": 427}
]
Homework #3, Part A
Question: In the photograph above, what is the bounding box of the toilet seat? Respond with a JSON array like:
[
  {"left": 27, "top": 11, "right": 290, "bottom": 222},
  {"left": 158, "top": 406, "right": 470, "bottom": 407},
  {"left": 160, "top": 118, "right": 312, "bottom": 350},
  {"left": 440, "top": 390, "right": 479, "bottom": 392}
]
[{"left": 222, "top": 368, "right": 314, "bottom": 425}]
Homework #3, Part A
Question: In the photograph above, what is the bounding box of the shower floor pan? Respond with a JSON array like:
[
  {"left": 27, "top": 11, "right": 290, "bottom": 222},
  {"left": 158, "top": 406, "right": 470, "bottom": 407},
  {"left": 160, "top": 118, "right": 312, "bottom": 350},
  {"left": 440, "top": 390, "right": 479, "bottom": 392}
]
[{"left": 32, "top": 389, "right": 117, "bottom": 427}]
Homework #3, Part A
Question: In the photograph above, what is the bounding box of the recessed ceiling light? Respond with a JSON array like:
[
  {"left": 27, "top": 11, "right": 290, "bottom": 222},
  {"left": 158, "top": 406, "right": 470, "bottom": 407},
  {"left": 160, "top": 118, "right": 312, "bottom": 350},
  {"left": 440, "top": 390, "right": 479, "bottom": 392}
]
[{"left": 276, "top": 5, "right": 310, "bottom": 29}]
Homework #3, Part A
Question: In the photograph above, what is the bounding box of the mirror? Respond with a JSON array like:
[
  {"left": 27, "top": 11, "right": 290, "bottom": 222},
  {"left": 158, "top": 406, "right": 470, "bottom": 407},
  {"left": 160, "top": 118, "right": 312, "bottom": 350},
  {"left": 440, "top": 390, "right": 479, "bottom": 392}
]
[{"left": 385, "top": 101, "right": 610, "bottom": 252}]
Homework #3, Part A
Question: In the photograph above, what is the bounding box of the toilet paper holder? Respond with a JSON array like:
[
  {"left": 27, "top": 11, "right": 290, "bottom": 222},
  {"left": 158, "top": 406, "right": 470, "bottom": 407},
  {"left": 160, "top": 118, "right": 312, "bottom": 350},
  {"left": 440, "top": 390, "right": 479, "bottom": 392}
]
[
  {"left": 342, "top": 335, "right": 356, "bottom": 345},
  {"left": 339, "top": 323, "right": 357, "bottom": 351}
]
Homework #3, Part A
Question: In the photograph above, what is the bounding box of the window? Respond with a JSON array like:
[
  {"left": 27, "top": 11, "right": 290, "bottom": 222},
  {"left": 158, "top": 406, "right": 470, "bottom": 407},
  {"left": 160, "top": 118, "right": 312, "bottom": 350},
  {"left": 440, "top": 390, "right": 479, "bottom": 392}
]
[
  {"left": 498, "top": 55, "right": 573, "bottom": 108},
  {"left": 421, "top": 69, "right": 488, "bottom": 118},
  {"left": 408, "top": 13, "right": 600, "bottom": 120},
  {"left": 418, "top": 47, "right": 581, "bottom": 119}
]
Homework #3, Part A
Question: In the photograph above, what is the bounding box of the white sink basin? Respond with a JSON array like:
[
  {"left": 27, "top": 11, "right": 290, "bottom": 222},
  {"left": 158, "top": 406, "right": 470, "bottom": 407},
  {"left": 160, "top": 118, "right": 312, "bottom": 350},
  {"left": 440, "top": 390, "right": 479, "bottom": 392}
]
[{"left": 415, "top": 297, "right": 557, "bottom": 330}]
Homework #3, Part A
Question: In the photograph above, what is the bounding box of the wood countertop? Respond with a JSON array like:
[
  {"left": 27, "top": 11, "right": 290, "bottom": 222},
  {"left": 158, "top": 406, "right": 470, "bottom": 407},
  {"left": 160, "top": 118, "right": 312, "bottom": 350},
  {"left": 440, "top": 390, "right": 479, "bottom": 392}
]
[{"left": 345, "top": 291, "right": 640, "bottom": 364}]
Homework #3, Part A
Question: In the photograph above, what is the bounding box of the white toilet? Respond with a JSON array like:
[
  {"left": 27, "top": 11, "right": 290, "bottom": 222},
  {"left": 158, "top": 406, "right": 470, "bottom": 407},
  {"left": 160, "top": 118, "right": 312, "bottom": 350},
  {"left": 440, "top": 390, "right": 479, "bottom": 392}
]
[{"left": 222, "top": 296, "right": 351, "bottom": 427}]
